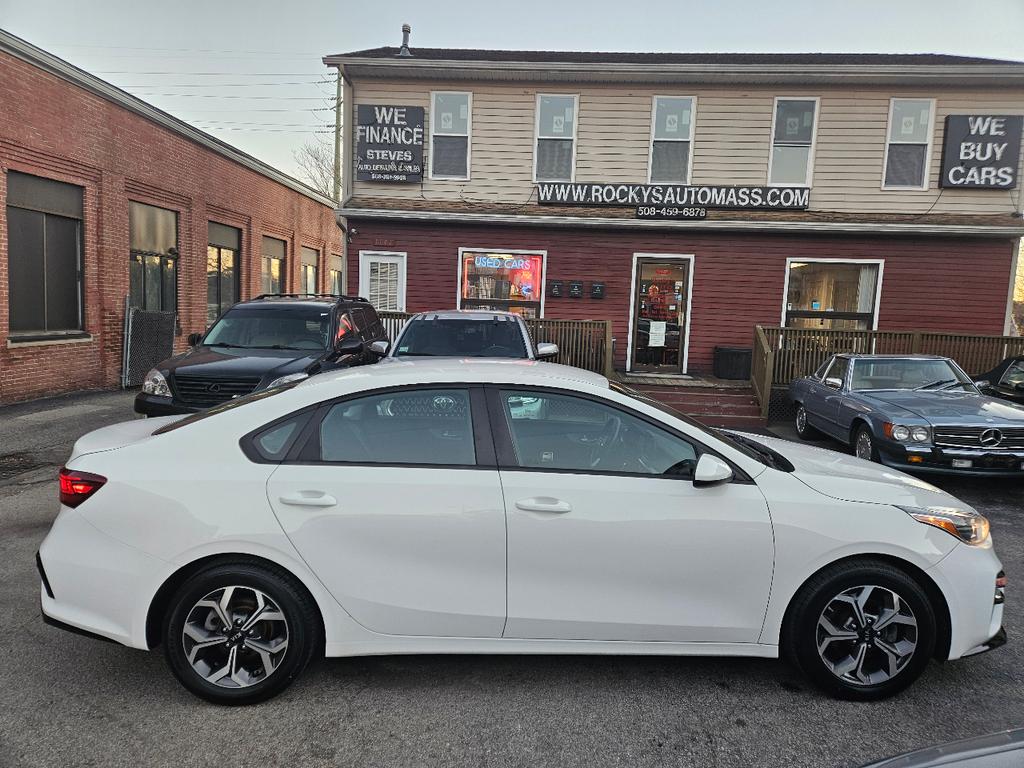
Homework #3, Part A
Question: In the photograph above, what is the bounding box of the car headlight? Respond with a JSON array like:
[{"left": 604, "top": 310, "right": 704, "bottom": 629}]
[
  {"left": 141, "top": 369, "right": 171, "bottom": 397},
  {"left": 898, "top": 505, "right": 990, "bottom": 545},
  {"left": 884, "top": 423, "right": 931, "bottom": 443},
  {"left": 266, "top": 372, "right": 309, "bottom": 389}
]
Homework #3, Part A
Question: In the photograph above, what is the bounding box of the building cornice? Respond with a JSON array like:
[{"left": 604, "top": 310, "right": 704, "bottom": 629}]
[
  {"left": 338, "top": 205, "right": 1024, "bottom": 238},
  {"left": 325, "top": 56, "right": 1024, "bottom": 87},
  {"left": 1, "top": 29, "right": 335, "bottom": 208}
]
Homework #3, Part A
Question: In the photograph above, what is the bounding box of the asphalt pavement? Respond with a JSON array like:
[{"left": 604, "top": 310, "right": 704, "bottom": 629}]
[{"left": 0, "top": 390, "right": 1021, "bottom": 768}]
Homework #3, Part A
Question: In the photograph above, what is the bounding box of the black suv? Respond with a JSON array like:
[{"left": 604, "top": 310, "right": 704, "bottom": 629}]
[{"left": 134, "top": 294, "right": 388, "bottom": 416}]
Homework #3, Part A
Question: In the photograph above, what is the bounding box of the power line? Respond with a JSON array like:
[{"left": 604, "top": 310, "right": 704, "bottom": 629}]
[
  {"left": 115, "top": 80, "right": 332, "bottom": 88},
  {"left": 55, "top": 43, "right": 315, "bottom": 56},
  {"left": 131, "top": 93, "right": 336, "bottom": 100},
  {"left": 97, "top": 70, "right": 328, "bottom": 76}
]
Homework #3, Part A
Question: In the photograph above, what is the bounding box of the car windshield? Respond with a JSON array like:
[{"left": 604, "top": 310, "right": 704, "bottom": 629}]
[
  {"left": 202, "top": 306, "right": 332, "bottom": 351},
  {"left": 609, "top": 382, "right": 791, "bottom": 470},
  {"left": 850, "top": 358, "right": 975, "bottom": 392},
  {"left": 393, "top": 318, "right": 529, "bottom": 358}
]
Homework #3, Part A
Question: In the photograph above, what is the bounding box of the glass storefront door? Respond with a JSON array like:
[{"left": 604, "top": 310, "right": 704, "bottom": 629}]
[{"left": 631, "top": 259, "right": 689, "bottom": 373}]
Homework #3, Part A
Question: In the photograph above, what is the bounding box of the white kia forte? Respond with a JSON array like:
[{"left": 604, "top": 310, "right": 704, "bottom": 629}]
[{"left": 38, "top": 360, "right": 1005, "bottom": 705}]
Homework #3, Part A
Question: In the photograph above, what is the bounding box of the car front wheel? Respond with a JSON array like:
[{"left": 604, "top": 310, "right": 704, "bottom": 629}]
[
  {"left": 853, "top": 424, "right": 879, "bottom": 462},
  {"left": 785, "top": 560, "right": 936, "bottom": 700},
  {"left": 163, "top": 562, "right": 320, "bottom": 705}
]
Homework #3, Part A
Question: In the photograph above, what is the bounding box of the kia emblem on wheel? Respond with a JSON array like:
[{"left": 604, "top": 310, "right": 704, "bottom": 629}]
[{"left": 980, "top": 428, "right": 1003, "bottom": 448}]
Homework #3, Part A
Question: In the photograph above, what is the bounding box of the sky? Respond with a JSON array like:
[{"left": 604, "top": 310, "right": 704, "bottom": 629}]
[{"left": 2, "top": 0, "right": 1023, "bottom": 184}]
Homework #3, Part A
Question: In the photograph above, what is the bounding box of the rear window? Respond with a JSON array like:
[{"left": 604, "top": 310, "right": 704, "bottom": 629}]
[
  {"left": 152, "top": 381, "right": 301, "bottom": 435},
  {"left": 394, "top": 318, "right": 528, "bottom": 358}
]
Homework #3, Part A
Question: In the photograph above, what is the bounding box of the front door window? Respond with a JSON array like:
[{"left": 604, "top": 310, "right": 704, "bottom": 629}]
[{"left": 631, "top": 260, "right": 688, "bottom": 373}]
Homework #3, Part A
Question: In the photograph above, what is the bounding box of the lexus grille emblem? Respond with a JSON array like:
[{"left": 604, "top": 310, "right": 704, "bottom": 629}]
[
  {"left": 979, "top": 428, "right": 1003, "bottom": 448},
  {"left": 433, "top": 395, "right": 456, "bottom": 411},
  {"left": 206, "top": 382, "right": 221, "bottom": 393}
]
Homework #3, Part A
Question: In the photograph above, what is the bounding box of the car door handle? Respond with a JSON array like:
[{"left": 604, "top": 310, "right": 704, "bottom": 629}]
[
  {"left": 514, "top": 497, "right": 572, "bottom": 513},
  {"left": 278, "top": 491, "right": 338, "bottom": 508}
]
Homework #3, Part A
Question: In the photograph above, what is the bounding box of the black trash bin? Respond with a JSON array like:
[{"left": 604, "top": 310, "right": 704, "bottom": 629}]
[{"left": 713, "top": 346, "right": 752, "bottom": 380}]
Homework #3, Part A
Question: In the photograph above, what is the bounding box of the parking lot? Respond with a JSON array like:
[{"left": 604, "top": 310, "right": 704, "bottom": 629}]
[{"left": 0, "top": 390, "right": 1021, "bottom": 768}]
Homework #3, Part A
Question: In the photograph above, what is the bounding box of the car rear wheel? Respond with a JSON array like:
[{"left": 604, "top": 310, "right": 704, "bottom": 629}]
[
  {"left": 785, "top": 560, "right": 936, "bottom": 700},
  {"left": 795, "top": 405, "right": 820, "bottom": 440},
  {"left": 853, "top": 424, "right": 879, "bottom": 462},
  {"left": 163, "top": 562, "right": 320, "bottom": 705}
]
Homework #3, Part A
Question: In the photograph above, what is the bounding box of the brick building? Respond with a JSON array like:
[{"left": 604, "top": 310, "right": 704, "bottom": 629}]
[
  {"left": 0, "top": 30, "right": 343, "bottom": 403},
  {"left": 326, "top": 43, "right": 1024, "bottom": 376}
]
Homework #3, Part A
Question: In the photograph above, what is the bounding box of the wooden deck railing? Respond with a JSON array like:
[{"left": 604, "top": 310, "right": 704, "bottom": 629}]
[
  {"left": 750, "top": 325, "right": 1024, "bottom": 415},
  {"left": 377, "top": 311, "right": 614, "bottom": 378}
]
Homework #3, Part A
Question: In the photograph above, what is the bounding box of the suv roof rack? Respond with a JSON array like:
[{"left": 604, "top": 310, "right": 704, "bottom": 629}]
[{"left": 250, "top": 293, "right": 369, "bottom": 302}]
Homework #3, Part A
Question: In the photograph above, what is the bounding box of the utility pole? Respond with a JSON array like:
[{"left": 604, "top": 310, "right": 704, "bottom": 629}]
[{"left": 332, "top": 67, "right": 342, "bottom": 203}]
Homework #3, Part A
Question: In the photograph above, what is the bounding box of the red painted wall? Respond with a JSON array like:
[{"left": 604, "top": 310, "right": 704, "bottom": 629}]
[
  {"left": 348, "top": 220, "right": 1015, "bottom": 374},
  {"left": 0, "top": 51, "right": 342, "bottom": 402}
]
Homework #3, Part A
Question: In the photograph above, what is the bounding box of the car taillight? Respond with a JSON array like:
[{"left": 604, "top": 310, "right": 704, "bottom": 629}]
[{"left": 59, "top": 468, "right": 106, "bottom": 508}]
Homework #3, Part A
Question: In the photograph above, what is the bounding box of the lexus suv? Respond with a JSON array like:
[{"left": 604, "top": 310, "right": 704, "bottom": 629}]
[{"left": 134, "top": 294, "right": 388, "bottom": 416}]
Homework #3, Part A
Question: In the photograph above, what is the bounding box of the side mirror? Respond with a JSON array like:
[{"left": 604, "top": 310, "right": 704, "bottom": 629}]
[
  {"left": 824, "top": 376, "right": 843, "bottom": 389},
  {"left": 535, "top": 342, "right": 559, "bottom": 359},
  {"left": 693, "top": 454, "right": 734, "bottom": 488},
  {"left": 187, "top": 332, "right": 203, "bottom": 347},
  {"left": 973, "top": 379, "right": 991, "bottom": 390},
  {"left": 334, "top": 335, "right": 364, "bottom": 357},
  {"left": 368, "top": 339, "right": 390, "bottom": 357}
]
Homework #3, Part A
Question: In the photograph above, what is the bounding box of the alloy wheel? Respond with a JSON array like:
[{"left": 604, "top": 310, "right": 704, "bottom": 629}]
[
  {"left": 816, "top": 585, "right": 918, "bottom": 686},
  {"left": 181, "top": 585, "right": 289, "bottom": 689},
  {"left": 855, "top": 430, "right": 874, "bottom": 460},
  {"left": 796, "top": 407, "right": 808, "bottom": 434}
]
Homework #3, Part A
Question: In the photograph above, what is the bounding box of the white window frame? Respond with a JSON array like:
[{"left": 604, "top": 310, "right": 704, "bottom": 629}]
[
  {"left": 881, "top": 97, "right": 937, "bottom": 191},
  {"left": 532, "top": 93, "right": 579, "bottom": 184},
  {"left": 767, "top": 96, "right": 820, "bottom": 188},
  {"left": 456, "top": 246, "right": 548, "bottom": 318},
  {"left": 428, "top": 91, "right": 472, "bottom": 181},
  {"left": 358, "top": 250, "right": 407, "bottom": 312},
  {"left": 625, "top": 253, "right": 695, "bottom": 374},
  {"left": 779, "top": 257, "right": 885, "bottom": 330},
  {"left": 647, "top": 95, "right": 697, "bottom": 184}
]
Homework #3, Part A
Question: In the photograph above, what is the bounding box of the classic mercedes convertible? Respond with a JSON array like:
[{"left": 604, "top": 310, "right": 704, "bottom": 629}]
[{"left": 790, "top": 354, "right": 1024, "bottom": 476}]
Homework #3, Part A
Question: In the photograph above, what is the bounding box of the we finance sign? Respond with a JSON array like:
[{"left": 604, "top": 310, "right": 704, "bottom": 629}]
[
  {"left": 356, "top": 105, "right": 424, "bottom": 183},
  {"left": 537, "top": 183, "right": 809, "bottom": 210}
]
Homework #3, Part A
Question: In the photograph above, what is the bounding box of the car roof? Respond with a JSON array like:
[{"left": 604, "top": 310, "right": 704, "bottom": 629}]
[
  {"left": 835, "top": 354, "right": 951, "bottom": 361},
  {"left": 231, "top": 294, "right": 368, "bottom": 311},
  {"left": 298, "top": 358, "right": 608, "bottom": 394},
  {"left": 407, "top": 309, "right": 523, "bottom": 322}
]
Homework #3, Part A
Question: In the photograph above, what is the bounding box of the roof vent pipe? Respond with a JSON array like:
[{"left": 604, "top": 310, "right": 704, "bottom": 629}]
[{"left": 398, "top": 24, "right": 412, "bottom": 57}]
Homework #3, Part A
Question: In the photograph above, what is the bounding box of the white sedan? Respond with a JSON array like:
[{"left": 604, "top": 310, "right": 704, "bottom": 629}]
[{"left": 39, "top": 360, "right": 1005, "bottom": 705}]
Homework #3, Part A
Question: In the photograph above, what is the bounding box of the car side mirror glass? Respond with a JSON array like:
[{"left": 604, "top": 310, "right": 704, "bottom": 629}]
[
  {"left": 368, "top": 340, "right": 390, "bottom": 357},
  {"left": 334, "top": 336, "right": 364, "bottom": 357},
  {"left": 824, "top": 377, "right": 843, "bottom": 389},
  {"left": 973, "top": 380, "right": 990, "bottom": 390},
  {"left": 693, "top": 454, "right": 733, "bottom": 487},
  {"left": 536, "top": 342, "right": 559, "bottom": 359},
  {"left": 187, "top": 332, "right": 203, "bottom": 347}
]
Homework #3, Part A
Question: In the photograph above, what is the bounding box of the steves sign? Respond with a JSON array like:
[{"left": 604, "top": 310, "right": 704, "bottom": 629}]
[
  {"left": 356, "top": 105, "right": 424, "bottom": 183},
  {"left": 940, "top": 115, "right": 1023, "bottom": 189},
  {"left": 537, "top": 183, "right": 809, "bottom": 210}
]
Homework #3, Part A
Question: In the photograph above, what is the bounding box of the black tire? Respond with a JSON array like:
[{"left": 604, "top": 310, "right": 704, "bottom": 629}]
[
  {"left": 794, "top": 404, "right": 821, "bottom": 440},
  {"left": 163, "top": 561, "right": 320, "bottom": 705},
  {"left": 784, "top": 559, "right": 936, "bottom": 701},
  {"left": 853, "top": 423, "right": 880, "bottom": 462}
]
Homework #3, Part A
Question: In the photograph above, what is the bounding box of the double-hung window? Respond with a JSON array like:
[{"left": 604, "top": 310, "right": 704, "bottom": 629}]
[
  {"left": 129, "top": 201, "right": 178, "bottom": 312},
  {"left": 329, "top": 254, "right": 343, "bottom": 295},
  {"left": 5, "top": 171, "right": 85, "bottom": 337},
  {"left": 300, "top": 246, "right": 319, "bottom": 294},
  {"left": 207, "top": 222, "right": 240, "bottom": 326},
  {"left": 649, "top": 97, "right": 695, "bottom": 183},
  {"left": 262, "top": 236, "right": 286, "bottom": 294},
  {"left": 769, "top": 98, "right": 819, "bottom": 186},
  {"left": 430, "top": 92, "right": 471, "bottom": 180},
  {"left": 534, "top": 94, "right": 577, "bottom": 182},
  {"left": 883, "top": 98, "right": 935, "bottom": 190}
]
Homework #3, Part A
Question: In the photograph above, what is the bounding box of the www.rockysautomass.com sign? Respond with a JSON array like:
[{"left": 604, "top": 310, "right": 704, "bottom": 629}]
[{"left": 537, "top": 182, "right": 810, "bottom": 210}]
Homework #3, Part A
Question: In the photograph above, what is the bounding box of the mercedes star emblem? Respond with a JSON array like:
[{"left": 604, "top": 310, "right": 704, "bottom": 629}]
[{"left": 979, "top": 428, "right": 1003, "bottom": 448}]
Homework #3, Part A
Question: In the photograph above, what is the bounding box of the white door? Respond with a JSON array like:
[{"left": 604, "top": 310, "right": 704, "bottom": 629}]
[
  {"left": 491, "top": 387, "right": 775, "bottom": 643},
  {"left": 267, "top": 386, "right": 506, "bottom": 638},
  {"left": 358, "top": 251, "right": 406, "bottom": 311}
]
